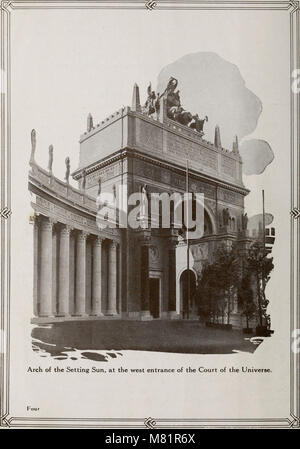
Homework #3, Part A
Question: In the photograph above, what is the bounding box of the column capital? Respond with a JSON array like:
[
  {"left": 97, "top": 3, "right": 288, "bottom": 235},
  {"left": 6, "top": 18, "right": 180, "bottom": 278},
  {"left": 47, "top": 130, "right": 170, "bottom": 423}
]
[
  {"left": 31, "top": 213, "right": 40, "bottom": 227},
  {"left": 110, "top": 240, "right": 119, "bottom": 249},
  {"left": 94, "top": 235, "right": 105, "bottom": 246},
  {"left": 40, "top": 216, "right": 56, "bottom": 230},
  {"left": 77, "top": 230, "right": 89, "bottom": 241},
  {"left": 60, "top": 224, "right": 73, "bottom": 235}
]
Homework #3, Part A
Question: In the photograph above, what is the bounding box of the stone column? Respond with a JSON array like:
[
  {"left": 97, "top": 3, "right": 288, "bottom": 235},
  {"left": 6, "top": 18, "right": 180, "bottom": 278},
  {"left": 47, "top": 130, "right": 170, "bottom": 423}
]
[
  {"left": 69, "top": 233, "right": 75, "bottom": 315},
  {"left": 57, "top": 225, "right": 71, "bottom": 316},
  {"left": 168, "top": 240, "right": 177, "bottom": 318},
  {"left": 33, "top": 215, "right": 39, "bottom": 317},
  {"left": 140, "top": 244, "right": 150, "bottom": 316},
  {"left": 107, "top": 241, "right": 118, "bottom": 315},
  {"left": 39, "top": 217, "right": 54, "bottom": 317},
  {"left": 92, "top": 236, "right": 104, "bottom": 316},
  {"left": 75, "top": 231, "right": 87, "bottom": 315}
]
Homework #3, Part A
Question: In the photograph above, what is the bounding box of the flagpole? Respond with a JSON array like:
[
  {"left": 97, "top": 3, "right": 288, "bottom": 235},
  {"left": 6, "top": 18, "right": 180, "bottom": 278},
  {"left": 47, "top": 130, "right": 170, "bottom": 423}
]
[
  {"left": 186, "top": 159, "right": 190, "bottom": 320},
  {"left": 262, "top": 189, "right": 266, "bottom": 254}
]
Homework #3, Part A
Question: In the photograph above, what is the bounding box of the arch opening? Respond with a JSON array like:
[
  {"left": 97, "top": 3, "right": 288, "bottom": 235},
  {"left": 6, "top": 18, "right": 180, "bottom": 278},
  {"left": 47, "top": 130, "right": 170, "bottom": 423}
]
[{"left": 180, "top": 269, "right": 197, "bottom": 318}]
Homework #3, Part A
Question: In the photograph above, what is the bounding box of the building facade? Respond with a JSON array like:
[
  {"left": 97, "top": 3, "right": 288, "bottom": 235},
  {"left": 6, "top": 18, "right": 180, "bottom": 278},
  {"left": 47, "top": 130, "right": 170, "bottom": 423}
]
[{"left": 29, "top": 78, "right": 253, "bottom": 327}]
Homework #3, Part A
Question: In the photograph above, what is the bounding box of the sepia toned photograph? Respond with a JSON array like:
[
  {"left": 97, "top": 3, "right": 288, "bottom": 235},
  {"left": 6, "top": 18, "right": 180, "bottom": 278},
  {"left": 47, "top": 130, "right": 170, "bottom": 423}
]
[
  {"left": 29, "top": 72, "right": 275, "bottom": 359},
  {"left": 0, "top": 0, "right": 299, "bottom": 429}
]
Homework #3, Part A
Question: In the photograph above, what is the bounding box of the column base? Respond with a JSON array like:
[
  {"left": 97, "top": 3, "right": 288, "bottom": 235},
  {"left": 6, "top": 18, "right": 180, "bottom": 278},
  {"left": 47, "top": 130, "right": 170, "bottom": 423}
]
[
  {"left": 38, "top": 313, "right": 55, "bottom": 318},
  {"left": 90, "top": 312, "right": 104, "bottom": 317},
  {"left": 56, "top": 313, "right": 71, "bottom": 318},
  {"left": 106, "top": 310, "right": 118, "bottom": 316},
  {"left": 140, "top": 310, "right": 153, "bottom": 321},
  {"left": 168, "top": 311, "right": 180, "bottom": 320}
]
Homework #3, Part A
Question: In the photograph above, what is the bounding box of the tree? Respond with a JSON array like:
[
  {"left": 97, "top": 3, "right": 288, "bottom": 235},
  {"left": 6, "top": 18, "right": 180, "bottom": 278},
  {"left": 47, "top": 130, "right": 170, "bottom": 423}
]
[
  {"left": 197, "top": 263, "right": 219, "bottom": 323},
  {"left": 213, "top": 244, "right": 239, "bottom": 324},
  {"left": 246, "top": 241, "right": 274, "bottom": 328},
  {"left": 238, "top": 274, "right": 256, "bottom": 329},
  {"left": 197, "top": 243, "right": 239, "bottom": 325}
]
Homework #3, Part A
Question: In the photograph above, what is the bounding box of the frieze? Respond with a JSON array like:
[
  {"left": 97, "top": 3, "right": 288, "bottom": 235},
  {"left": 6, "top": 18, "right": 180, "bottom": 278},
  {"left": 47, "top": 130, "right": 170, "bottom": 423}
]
[
  {"left": 190, "top": 180, "right": 215, "bottom": 200},
  {"left": 171, "top": 172, "right": 186, "bottom": 189},
  {"left": 34, "top": 194, "right": 121, "bottom": 238},
  {"left": 134, "top": 160, "right": 171, "bottom": 186},
  {"left": 133, "top": 159, "right": 219, "bottom": 200},
  {"left": 86, "top": 162, "right": 121, "bottom": 187},
  {"left": 218, "top": 188, "right": 243, "bottom": 207},
  {"left": 36, "top": 196, "right": 92, "bottom": 227}
]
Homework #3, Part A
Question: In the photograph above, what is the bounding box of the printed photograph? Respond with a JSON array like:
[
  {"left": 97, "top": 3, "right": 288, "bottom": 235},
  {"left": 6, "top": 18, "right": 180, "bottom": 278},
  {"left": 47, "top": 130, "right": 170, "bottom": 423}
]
[
  {"left": 29, "top": 55, "right": 275, "bottom": 360},
  {"left": 2, "top": 0, "right": 297, "bottom": 428}
]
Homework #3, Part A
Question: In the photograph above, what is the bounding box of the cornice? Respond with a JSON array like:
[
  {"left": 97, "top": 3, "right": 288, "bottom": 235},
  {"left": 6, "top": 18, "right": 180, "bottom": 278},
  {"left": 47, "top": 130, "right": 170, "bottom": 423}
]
[{"left": 73, "top": 147, "right": 249, "bottom": 197}]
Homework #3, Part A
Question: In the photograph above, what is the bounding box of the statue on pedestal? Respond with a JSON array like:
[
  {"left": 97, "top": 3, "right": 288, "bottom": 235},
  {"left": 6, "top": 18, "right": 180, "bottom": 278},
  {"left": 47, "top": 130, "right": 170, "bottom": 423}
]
[
  {"left": 154, "top": 92, "right": 160, "bottom": 116},
  {"left": 48, "top": 145, "right": 54, "bottom": 173},
  {"left": 141, "top": 184, "right": 148, "bottom": 218},
  {"left": 241, "top": 212, "right": 248, "bottom": 230},
  {"left": 222, "top": 208, "right": 230, "bottom": 226},
  {"left": 97, "top": 178, "right": 102, "bottom": 196},
  {"left": 64, "top": 157, "right": 70, "bottom": 184},
  {"left": 163, "top": 77, "right": 208, "bottom": 133},
  {"left": 81, "top": 169, "right": 87, "bottom": 191},
  {"left": 30, "top": 129, "right": 36, "bottom": 163},
  {"left": 189, "top": 114, "right": 208, "bottom": 133},
  {"left": 143, "top": 83, "right": 157, "bottom": 116}
]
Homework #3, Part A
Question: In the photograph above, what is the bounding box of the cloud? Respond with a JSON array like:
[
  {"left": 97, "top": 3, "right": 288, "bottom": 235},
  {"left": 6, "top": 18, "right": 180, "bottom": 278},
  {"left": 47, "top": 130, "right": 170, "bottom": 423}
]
[
  {"left": 248, "top": 213, "right": 274, "bottom": 231},
  {"left": 239, "top": 139, "right": 274, "bottom": 175}
]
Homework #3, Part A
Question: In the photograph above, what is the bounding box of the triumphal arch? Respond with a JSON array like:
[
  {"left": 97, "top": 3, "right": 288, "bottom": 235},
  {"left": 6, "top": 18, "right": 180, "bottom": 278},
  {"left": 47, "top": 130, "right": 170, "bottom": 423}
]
[{"left": 28, "top": 77, "right": 251, "bottom": 326}]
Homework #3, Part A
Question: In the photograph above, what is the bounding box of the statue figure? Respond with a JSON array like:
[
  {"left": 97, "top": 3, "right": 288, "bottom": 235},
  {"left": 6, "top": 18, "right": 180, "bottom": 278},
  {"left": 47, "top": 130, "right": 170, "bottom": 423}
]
[
  {"left": 64, "top": 157, "right": 70, "bottom": 184},
  {"left": 222, "top": 208, "right": 230, "bottom": 226},
  {"left": 164, "top": 77, "right": 181, "bottom": 118},
  {"left": 87, "top": 113, "right": 94, "bottom": 132},
  {"left": 97, "top": 178, "right": 102, "bottom": 195},
  {"left": 177, "top": 109, "right": 193, "bottom": 126},
  {"left": 141, "top": 183, "right": 148, "bottom": 218},
  {"left": 162, "top": 77, "right": 209, "bottom": 133},
  {"left": 30, "top": 129, "right": 36, "bottom": 163},
  {"left": 48, "top": 145, "right": 54, "bottom": 173},
  {"left": 166, "top": 89, "right": 181, "bottom": 111},
  {"left": 167, "top": 105, "right": 178, "bottom": 119},
  {"left": 155, "top": 92, "right": 160, "bottom": 115},
  {"left": 144, "top": 83, "right": 156, "bottom": 116},
  {"left": 241, "top": 212, "right": 248, "bottom": 230},
  {"left": 219, "top": 211, "right": 223, "bottom": 227},
  {"left": 81, "top": 169, "right": 87, "bottom": 191},
  {"left": 112, "top": 184, "right": 116, "bottom": 199},
  {"left": 189, "top": 114, "right": 208, "bottom": 133},
  {"left": 165, "top": 76, "right": 178, "bottom": 95}
]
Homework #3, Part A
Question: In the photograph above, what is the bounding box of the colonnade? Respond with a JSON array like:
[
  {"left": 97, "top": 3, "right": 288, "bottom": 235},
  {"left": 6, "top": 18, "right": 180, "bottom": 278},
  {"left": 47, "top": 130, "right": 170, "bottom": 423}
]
[{"left": 33, "top": 215, "right": 119, "bottom": 318}]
